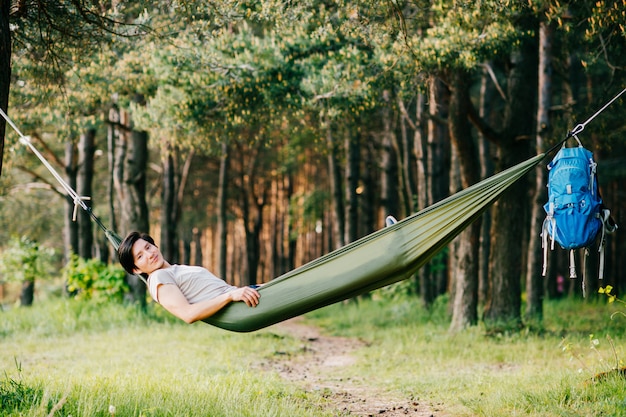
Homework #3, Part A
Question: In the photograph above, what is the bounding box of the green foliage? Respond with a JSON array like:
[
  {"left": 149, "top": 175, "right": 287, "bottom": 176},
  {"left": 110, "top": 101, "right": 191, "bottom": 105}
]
[
  {"left": 62, "top": 255, "right": 129, "bottom": 303},
  {"left": 0, "top": 363, "right": 43, "bottom": 415},
  {"left": 0, "top": 236, "right": 56, "bottom": 283}
]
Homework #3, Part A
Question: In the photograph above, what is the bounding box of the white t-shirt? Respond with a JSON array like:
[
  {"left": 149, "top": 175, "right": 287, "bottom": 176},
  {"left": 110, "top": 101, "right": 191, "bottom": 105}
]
[{"left": 148, "top": 265, "right": 237, "bottom": 304}]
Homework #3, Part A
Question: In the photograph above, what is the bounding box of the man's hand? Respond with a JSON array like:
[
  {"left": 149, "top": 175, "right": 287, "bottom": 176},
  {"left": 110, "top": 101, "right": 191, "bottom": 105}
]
[{"left": 229, "top": 287, "right": 261, "bottom": 307}]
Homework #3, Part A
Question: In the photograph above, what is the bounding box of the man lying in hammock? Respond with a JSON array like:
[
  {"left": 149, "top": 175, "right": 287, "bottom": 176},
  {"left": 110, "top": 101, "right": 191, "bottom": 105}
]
[{"left": 117, "top": 232, "right": 261, "bottom": 324}]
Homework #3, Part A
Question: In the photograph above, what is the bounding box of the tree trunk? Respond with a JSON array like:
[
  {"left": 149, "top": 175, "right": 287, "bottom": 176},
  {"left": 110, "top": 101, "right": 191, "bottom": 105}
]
[
  {"left": 381, "top": 93, "right": 400, "bottom": 223},
  {"left": 345, "top": 129, "right": 360, "bottom": 243},
  {"left": 19, "top": 280, "right": 34, "bottom": 307},
  {"left": 327, "top": 122, "right": 345, "bottom": 249},
  {"left": 161, "top": 150, "right": 178, "bottom": 263},
  {"left": 217, "top": 141, "right": 229, "bottom": 279},
  {"left": 192, "top": 227, "right": 202, "bottom": 266},
  {"left": 240, "top": 144, "right": 267, "bottom": 286},
  {"left": 77, "top": 128, "right": 96, "bottom": 259},
  {"left": 422, "top": 77, "right": 450, "bottom": 304},
  {"left": 0, "top": 0, "right": 10, "bottom": 177},
  {"left": 107, "top": 105, "right": 119, "bottom": 245},
  {"left": 113, "top": 104, "right": 149, "bottom": 306},
  {"left": 448, "top": 69, "right": 481, "bottom": 331},
  {"left": 526, "top": 20, "right": 552, "bottom": 320},
  {"left": 484, "top": 17, "right": 538, "bottom": 328},
  {"left": 64, "top": 141, "right": 79, "bottom": 261},
  {"left": 478, "top": 65, "right": 495, "bottom": 306}
]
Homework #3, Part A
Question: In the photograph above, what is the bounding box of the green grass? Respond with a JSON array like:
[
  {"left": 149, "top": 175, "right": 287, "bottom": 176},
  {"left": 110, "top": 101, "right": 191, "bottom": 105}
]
[
  {"left": 305, "top": 294, "right": 626, "bottom": 416},
  {"left": 1, "top": 294, "right": 626, "bottom": 416},
  {"left": 0, "top": 300, "right": 332, "bottom": 417}
]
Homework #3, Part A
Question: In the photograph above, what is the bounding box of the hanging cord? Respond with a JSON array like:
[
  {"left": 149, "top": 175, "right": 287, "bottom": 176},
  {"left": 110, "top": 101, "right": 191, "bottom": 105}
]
[
  {"left": 0, "top": 107, "right": 119, "bottom": 247},
  {"left": 0, "top": 108, "right": 148, "bottom": 284},
  {"left": 568, "top": 87, "right": 626, "bottom": 137},
  {"left": 546, "top": 87, "right": 626, "bottom": 155}
]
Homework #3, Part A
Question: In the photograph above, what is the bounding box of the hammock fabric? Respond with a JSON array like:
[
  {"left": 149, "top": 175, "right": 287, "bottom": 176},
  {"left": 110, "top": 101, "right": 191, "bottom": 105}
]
[
  {"left": 204, "top": 153, "right": 546, "bottom": 332},
  {"left": 0, "top": 107, "right": 544, "bottom": 332},
  {"left": 3, "top": 104, "right": 546, "bottom": 332}
]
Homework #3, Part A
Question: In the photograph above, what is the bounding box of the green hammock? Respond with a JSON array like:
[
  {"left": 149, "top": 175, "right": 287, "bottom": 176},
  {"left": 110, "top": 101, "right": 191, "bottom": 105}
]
[
  {"left": 3, "top": 102, "right": 545, "bottom": 332},
  {"left": 204, "top": 153, "right": 546, "bottom": 332},
  {"left": 2, "top": 104, "right": 549, "bottom": 332}
]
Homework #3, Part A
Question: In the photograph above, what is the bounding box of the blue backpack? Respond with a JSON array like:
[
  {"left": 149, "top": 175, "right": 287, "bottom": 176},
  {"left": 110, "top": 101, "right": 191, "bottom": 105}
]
[{"left": 541, "top": 137, "right": 617, "bottom": 290}]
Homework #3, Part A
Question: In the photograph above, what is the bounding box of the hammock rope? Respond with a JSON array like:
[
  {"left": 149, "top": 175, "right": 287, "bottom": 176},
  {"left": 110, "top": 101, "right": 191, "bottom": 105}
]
[
  {"left": 566, "top": 87, "right": 626, "bottom": 138},
  {"left": 0, "top": 107, "right": 123, "bottom": 251}
]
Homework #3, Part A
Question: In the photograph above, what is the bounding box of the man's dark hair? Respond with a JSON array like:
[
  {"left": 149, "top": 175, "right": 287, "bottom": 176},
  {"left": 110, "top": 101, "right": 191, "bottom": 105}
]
[{"left": 117, "top": 231, "right": 155, "bottom": 278}]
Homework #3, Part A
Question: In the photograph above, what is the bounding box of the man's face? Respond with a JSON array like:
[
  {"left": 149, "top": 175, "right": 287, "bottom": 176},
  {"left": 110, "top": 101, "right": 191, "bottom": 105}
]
[{"left": 131, "top": 238, "right": 166, "bottom": 275}]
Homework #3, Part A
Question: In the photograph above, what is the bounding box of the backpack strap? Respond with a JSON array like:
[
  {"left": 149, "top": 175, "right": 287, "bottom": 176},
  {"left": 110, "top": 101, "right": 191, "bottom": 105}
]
[
  {"left": 541, "top": 214, "right": 556, "bottom": 276},
  {"left": 569, "top": 249, "right": 577, "bottom": 279},
  {"left": 598, "top": 208, "right": 618, "bottom": 280}
]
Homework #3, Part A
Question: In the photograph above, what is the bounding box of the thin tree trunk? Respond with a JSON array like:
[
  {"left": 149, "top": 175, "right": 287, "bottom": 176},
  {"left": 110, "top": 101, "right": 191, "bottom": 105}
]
[
  {"left": 240, "top": 144, "right": 267, "bottom": 286},
  {"left": 217, "top": 141, "right": 229, "bottom": 279},
  {"left": 380, "top": 95, "right": 399, "bottom": 222},
  {"left": 107, "top": 105, "right": 119, "bottom": 244},
  {"left": 0, "top": 0, "right": 10, "bottom": 176},
  {"left": 526, "top": 21, "right": 552, "bottom": 320},
  {"left": 478, "top": 65, "right": 495, "bottom": 306},
  {"left": 286, "top": 173, "right": 296, "bottom": 272},
  {"left": 77, "top": 128, "right": 95, "bottom": 259},
  {"left": 161, "top": 150, "right": 177, "bottom": 263},
  {"left": 64, "top": 141, "right": 78, "bottom": 261},
  {"left": 326, "top": 120, "right": 345, "bottom": 249},
  {"left": 423, "top": 77, "right": 450, "bottom": 304},
  {"left": 345, "top": 129, "right": 360, "bottom": 244}
]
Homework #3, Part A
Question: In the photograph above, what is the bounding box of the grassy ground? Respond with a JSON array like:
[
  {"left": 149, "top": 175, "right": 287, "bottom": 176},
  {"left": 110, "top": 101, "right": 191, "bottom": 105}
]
[
  {"left": 306, "top": 293, "right": 626, "bottom": 416},
  {"left": 1, "top": 293, "right": 626, "bottom": 416}
]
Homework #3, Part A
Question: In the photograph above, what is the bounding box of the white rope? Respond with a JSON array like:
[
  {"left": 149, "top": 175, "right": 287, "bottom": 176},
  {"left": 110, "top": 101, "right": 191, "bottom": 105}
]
[
  {"left": 569, "top": 87, "right": 626, "bottom": 136},
  {"left": 0, "top": 107, "right": 91, "bottom": 219}
]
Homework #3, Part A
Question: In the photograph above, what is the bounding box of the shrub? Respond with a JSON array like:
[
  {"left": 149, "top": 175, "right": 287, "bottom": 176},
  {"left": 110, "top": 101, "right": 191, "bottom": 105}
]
[{"left": 63, "top": 254, "right": 129, "bottom": 303}]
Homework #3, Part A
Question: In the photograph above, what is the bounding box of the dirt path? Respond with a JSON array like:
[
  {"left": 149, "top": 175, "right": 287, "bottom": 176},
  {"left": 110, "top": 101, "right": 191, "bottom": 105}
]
[{"left": 261, "top": 318, "right": 440, "bottom": 417}]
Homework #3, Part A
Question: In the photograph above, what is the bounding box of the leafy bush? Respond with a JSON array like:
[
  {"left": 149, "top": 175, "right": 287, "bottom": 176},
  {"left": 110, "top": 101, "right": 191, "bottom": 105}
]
[{"left": 63, "top": 254, "right": 129, "bottom": 303}]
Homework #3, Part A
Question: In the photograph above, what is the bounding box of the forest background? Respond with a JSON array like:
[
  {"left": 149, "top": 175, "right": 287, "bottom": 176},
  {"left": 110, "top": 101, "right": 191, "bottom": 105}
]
[{"left": 0, "top": 0, "right": 625, "bottom": 332}]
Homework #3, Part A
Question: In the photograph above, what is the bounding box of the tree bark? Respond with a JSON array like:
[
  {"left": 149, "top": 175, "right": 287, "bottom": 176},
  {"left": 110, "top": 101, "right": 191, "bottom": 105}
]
[
  {"left": 161, "top": 149, "right": 178, "bottom": 263},
  {"left": 483, "top": 17, "right": 538, "bottom": 328},
  {"left": 107, "top": 105, "right": 119, "bottom": 241},
  {"left": 19, "top": 280, "right": 34, "bottom": 307},
  {"left": 448, "top": 69, "right": 481, "bottom": 331},
  {"left": 217, "top": 141, "right": 229, "bottom": 280},
  {"left": 423, "top": 77, "right": 450, "bottom": 304},
  {"left": 113, "top": 104, "right": 149, "bottom": 306},
  {"left": 526, "top": 20, "right": 552, "bottom": 320},
  {"left": 77, "top": 128, "right": 96, "bottom": 259},
  {"left": 326, "top": 121, "right": 345, "bottom": 249},
  {"left": 240, "top": 143, "right": 267, "bottom": 286},
  {"left": 64, "top": 141, "right": 78, "bottom": 261},
  {"left": 345, "top": 129, "right": 360, "bottom": 243},
  {"left": 0, "top": 0, "right": 10, "bottom": 177},
  {"left": 380, "top": 98, "right": 399, "bottom": 223},
  {"left": 478, "top": 65, "right": 495, "bottom": 306}
]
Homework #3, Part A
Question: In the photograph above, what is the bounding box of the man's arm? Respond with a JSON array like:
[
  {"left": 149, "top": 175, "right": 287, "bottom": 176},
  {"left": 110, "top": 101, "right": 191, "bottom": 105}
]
[{"left": 156, "top": 284, "right": 260, "bottom": 324}]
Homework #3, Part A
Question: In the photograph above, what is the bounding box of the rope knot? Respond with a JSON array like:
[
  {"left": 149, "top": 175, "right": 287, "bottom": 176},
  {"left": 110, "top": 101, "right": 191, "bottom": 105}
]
[{"left": 72, "top": 196, "right": 92, "bottom": 221}]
